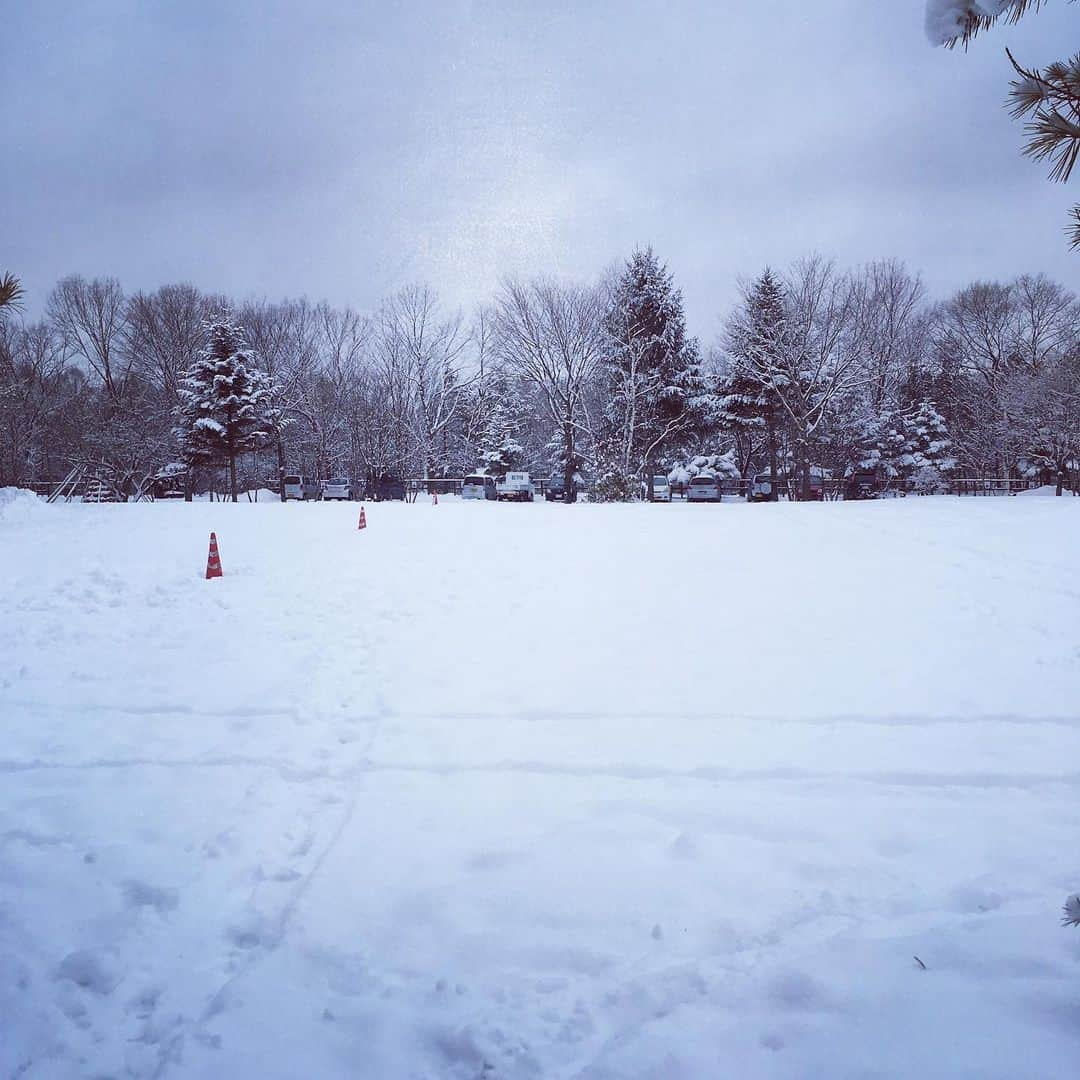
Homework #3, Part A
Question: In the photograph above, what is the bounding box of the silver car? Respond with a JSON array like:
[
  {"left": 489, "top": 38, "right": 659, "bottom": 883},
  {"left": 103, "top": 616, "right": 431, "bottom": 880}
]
[
  {"left": 649, "top": 475, "right": 672, "bottom": 502},
  {"left": 686, "top": 475, "right": 722, "bottom": 503},
  {"left": 322, "top": 477, "right": 355, "bottom": 501}
]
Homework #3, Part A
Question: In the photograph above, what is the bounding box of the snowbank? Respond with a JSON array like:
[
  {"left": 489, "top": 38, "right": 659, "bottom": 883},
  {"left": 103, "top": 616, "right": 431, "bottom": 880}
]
[
  {"left": 1016, "top": 484, "right": 1075, "bottom": 497},
  {"left": 0, "top": 485, "right": 46, "bottom": 522}
]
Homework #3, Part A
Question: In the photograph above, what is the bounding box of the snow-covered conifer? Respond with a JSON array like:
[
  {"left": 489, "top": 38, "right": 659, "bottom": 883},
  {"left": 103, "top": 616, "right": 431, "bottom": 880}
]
[
  {"left": 719, "top": 269, "right": 789, "bottom": 497},
  {"left": 173, "top": 313, "right": 275, "bottom": 502},
  {"left": 598, "top": 248, "right": 708, "bottom": 499}
]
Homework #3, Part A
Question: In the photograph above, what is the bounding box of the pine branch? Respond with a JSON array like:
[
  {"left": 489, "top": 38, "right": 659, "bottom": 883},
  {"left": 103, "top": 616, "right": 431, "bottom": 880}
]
[
  {"left": 938, "top": 0, "right": 1052, "bottom": 48},
  {"left": 1068, "top": 203, "right": 1080, "bottom": 247},
  {"left": 0, "top": 272, "right": 24, "bottom": 313},
  {"left": 1007, "top": 49, "right": 1080, "bottom": 183},
  {"left": 1063, "top": 894, "right": 1080, "bottom": 926}
]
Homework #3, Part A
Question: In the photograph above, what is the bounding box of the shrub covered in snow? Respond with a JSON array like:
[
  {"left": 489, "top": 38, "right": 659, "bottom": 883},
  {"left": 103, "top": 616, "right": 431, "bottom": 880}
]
[
  {"left": 912, "top": 465, "right": 949, "bottom": 495},
  {"left": 669, "top": 451, "right": 741, "bottom": 487}
]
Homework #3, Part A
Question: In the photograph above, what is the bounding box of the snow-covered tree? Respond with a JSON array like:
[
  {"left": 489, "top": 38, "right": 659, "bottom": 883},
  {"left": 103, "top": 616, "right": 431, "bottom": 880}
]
[
  {"left": 907, "top": 400, "right": 956, "bottom": 472},
  {"left": 475, "top": 381, "right": 527, "bottom": 476},
  {"left": 720, "top": 268, "right": 789, "bottom": 497},
  {"left": 850, "top": 406, "right": 911, "bottom": 484},
  {"left": 726, "top": 258, "right": 866, "bottom": 500},
  {"left": 173, "top": 314, "right": 275, "bottom": 502},
  {"left": 598, "top": 248, "right": 708, "bottom": 500},
  {"left": 1010, "top": 353, "right": 1080, "bottom": 494},
  {"left": 668, "top": 451, "right": 741, "bottom": 490},
  {"left": 850, "top": 400, "right": 955, "bottom": 491}
]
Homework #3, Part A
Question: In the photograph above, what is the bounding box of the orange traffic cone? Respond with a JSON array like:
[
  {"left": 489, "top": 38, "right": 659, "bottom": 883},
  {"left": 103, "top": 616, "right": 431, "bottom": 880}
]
[
  {"left": 205, "top": 532, "right": 223, "bottom": 579},
  {"left": 358, "top": 506, "right": 367, "bottom": 530},
  {"left": 432, "top": 492, "right": 439, "bottom": 506}
]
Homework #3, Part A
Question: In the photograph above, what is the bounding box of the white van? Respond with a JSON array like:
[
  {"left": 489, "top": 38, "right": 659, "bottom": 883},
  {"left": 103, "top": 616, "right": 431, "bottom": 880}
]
[
  {"left": 461, "top": 474, "right": 497, "bottom": 501},
  {"left": 283, "top": 475, "right": 320, "bottom": 501},
  {"left": 648, "top": 475, "right": 672, "bottom": 502}
]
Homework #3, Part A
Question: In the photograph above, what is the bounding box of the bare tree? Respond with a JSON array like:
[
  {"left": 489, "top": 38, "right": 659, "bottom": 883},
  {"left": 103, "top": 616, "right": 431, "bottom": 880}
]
[
  {"left": 0, "top": 321, "right": 80, "bottom": 485},
  {"left": 293, "top": 302, "right": 369, "bottom": 478},
  {"left": 47, "top": 276, "right": 134, "bottom": 408},
  {"left": 125, "top": 284, "right": 214, "bottom": 406},
  {"left": 240, "top": 299, "right": 317, "bottom": 485},
  {"left": 849, "top": 260, "right": 929, "bottom": 411},
  {"left": 1008, "top": 351, "right": 1080, "bottom": 493},
  {"left": 493, "top": 277, "right": 605, "bottom": 501},
  {"left": 930, "top": 275, "right": 1080, "bottom": 473},
  {"left": 371, "top": 285, "right": 471, "bottom": 479}
]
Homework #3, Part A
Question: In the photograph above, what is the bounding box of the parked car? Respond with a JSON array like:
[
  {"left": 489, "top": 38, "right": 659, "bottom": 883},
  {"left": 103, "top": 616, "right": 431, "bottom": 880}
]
[
  {"left": 283, "top": 474, "right": 320, "bottom": 501},
  {"left": 749, "top": 472, "right": 778, "bottom": 502},
  {"left": 645, "top": 475, "right": 672, "bottom": 502},
  {"left": 497, "top": 471, "right": 535, "bottom": 502},
  {"left": 686, "top": 475, "right": 722, "bottom": 503},
  {"left": 801, "top": 472, "right": 826, "bottom": 501},
  {"left": 545, "top": 474, "right": 580, "bottom": 502},
  {"left": 321, "top": 477, "right": 355, "bottom": 501},
  {"left": 846, "top": 471, "right": 880, "bottom": 500},
  {"left": 368, "top": 475, "right": 405, "bottom": 501},
  {"left": 462, "top": 474, "right": 498, "bottom": 501}
]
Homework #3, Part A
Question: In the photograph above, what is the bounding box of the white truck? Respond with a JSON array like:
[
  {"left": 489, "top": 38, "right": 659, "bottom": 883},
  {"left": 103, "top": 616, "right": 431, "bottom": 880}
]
[{"left": 496, "top": 471, "right": 535, "bottom": 502}]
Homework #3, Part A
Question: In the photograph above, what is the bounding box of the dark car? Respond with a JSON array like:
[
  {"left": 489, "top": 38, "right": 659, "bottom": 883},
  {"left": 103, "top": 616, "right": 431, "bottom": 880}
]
[
  {"left": 368, "top": 475, "right": 405, "bottom": 501},
  {"left": 545, "top": 475, "right": 579, "bottom": 502},
  {"left": 846, "top": 471, "right": 880, "bottom": 500}
]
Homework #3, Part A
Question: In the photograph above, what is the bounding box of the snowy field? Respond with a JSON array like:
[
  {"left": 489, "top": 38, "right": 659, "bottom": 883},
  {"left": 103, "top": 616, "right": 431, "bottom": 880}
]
[{"left": 1, "top": 491, "right": 1078, "bottom": 1079}]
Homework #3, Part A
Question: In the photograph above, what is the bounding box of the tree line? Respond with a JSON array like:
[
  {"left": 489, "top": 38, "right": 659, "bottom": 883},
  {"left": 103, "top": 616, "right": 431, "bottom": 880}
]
[{"left": 1, "top": 250, "right": 1078, "bottom": 501}]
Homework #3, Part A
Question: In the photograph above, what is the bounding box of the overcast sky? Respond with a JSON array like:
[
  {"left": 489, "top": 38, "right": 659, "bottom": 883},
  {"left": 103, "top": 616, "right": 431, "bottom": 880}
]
[{"left": 2, "top": 1, "right": 1077, "bottom": 338}]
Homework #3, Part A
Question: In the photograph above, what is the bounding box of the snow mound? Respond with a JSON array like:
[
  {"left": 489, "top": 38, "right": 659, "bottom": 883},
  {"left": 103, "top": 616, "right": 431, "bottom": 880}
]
[{"left": 0, "top": 487, "right": 47, "bottom": 522}]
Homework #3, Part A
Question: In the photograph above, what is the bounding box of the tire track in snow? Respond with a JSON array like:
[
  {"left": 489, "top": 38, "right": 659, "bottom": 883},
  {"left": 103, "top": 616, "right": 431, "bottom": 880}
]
[
  {"left": 356, "top": 759, "right": 1080, "bottom": 790},
  {"left": 363, "top": 708, "right": 1080, "bottom": 727}
]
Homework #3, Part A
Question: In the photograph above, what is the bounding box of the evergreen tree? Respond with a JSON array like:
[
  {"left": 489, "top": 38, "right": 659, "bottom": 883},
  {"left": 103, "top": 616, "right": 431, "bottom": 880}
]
[
  {"left": 906, "top": 400, "right": 956, "bottom": 473},
  {"left": 591, "top": 434, "right": 635, "bottom": 502},
  {"left": 599, "top": 248, "right": 707, "bottom": 500},
  {"left": 545, "top": 430, "right": 586, "bottom": 495},
  {"left": 719, "top": 269, "right": 788, "bottom": 498},
  {"left": 474, "top": 378, "right": 527, "bottom": 476},
  {"left": 851, "top": 406, "right": 911, "bottom": 485},
  {"left": 851, "top": 400, "right": 955, "bottom": 492},
  {"left": 173, "top": 314, "right": 274, "bottom": 502}
]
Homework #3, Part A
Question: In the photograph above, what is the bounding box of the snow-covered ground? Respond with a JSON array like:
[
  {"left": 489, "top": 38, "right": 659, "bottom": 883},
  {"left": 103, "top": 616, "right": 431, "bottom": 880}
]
[{"left": 1, "top": 491, "right": 1078, "bottom": 1079}]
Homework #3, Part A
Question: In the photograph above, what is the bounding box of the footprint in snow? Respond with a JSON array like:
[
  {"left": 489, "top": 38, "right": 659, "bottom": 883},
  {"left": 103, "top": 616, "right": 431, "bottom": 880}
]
[
  {"left": 668, "top": 831, "right": 699, "bottom": 860},
  {"left": 55, "top": 950, "right": 122, "bottom": 996}
]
